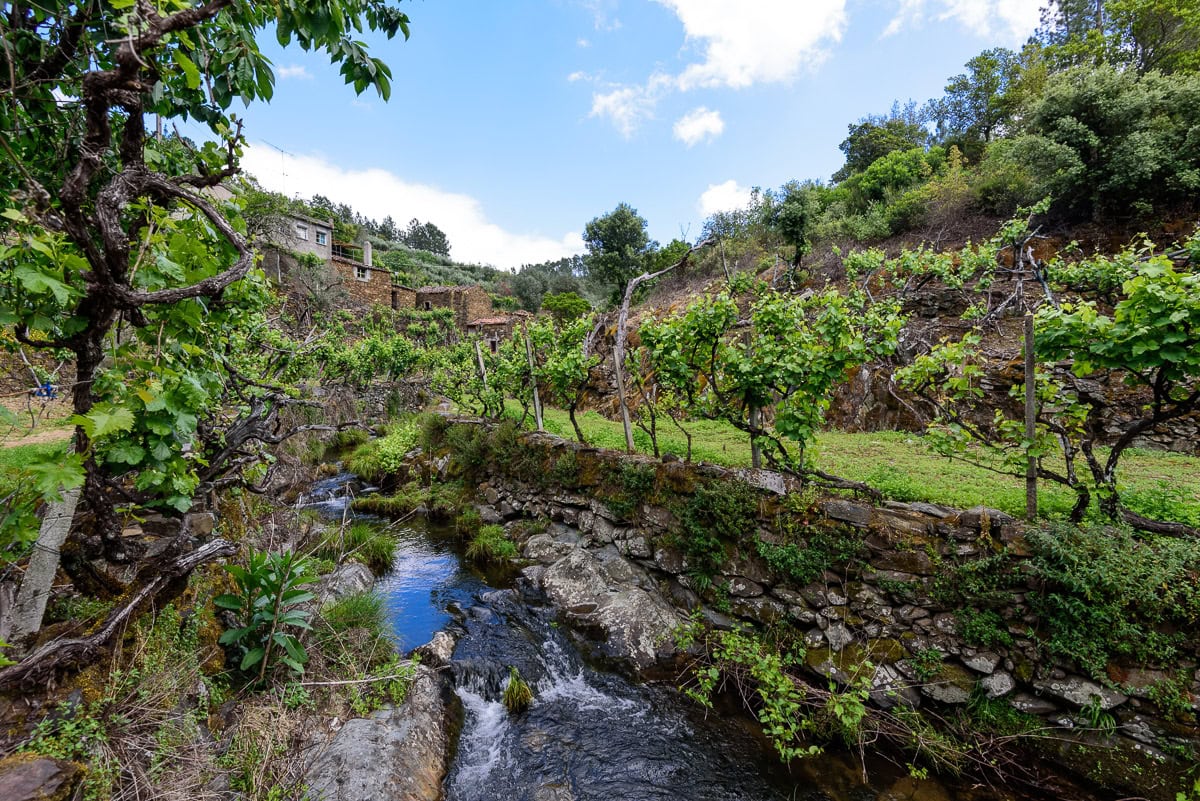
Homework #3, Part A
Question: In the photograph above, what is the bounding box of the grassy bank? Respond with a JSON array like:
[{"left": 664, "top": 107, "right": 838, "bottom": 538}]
[{"left": 504, "top": 404, "right": 1200, "bottom": 523}]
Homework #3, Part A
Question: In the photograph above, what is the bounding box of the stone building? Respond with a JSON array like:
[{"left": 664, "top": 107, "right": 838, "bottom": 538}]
[
  {"left": 414, "top": 285, "right": 493, "bottom": 329},
  {"left": 465, "top": 310, "right": 534, "bottom": 352}
]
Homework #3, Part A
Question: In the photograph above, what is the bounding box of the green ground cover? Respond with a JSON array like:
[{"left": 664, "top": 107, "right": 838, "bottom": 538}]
[{"left": 505, "top": 403, "right": 1200, "bottom": 522}]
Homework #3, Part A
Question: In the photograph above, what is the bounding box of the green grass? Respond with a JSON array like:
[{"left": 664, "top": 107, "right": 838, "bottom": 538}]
[
  {"left": 0, "top": 440, "right": 69, "bottom": 493},
  {"left": 502, "top": 403, "right": 1200, "bottom": 522},
  {"left": 312, "top": 521, "right": 399, "bottom": 574},
  {"left": 464, "top": 523, "right": 518, "bottom": 564}
]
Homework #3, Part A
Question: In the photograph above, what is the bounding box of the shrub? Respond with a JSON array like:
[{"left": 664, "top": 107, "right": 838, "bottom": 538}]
[
  {"left": 465, "top": 524, "right": 518, "bottom": 564},
  {"left": 1026, "top": 523, "right": 1200, "bottom": 678},
  {"left": 313, "top": 521, "right": 400, "bottom": 574},
  {"left": 345, "top": 420, "right": 419, "bottom": 483}
]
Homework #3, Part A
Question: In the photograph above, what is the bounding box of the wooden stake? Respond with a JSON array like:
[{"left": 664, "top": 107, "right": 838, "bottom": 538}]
[
  {"left": 523, "top": 330, "right": 543, "bottom": 431},
  {"left": 1024, "top": 313, "right": 1037, "bottom": 521},
  {"left": 474, "top": 340, "right": 488, "bottom": 390},
  {"left": 613, "top": 349, "right": 634, "bottom": 453}
]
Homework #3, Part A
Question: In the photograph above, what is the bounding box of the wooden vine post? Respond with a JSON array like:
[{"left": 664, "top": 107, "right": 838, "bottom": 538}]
[
  {"left": 1024, "top": 313, "right": 1037, "bottom": 521},
  {"left": 611, "top": 238, "right": 715, "bottom": 455},
  {"left": 523, "top": 328, "right": 544, "bottom": 431},
  {"left": 474, "top": 340, "right": 489, "bottom": 390}
]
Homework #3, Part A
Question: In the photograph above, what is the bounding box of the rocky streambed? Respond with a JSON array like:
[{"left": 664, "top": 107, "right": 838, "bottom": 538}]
[{"left": 296, "top": 470, "right": 1071, "bottom": 801}]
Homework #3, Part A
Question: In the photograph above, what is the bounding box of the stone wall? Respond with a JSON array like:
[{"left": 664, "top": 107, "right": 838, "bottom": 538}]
[
  {"left": 330, "top": 257, "right": 394, "bottom": 308},
  {"left": 427, "top": 423, "right": 1199, "bottom": 800}
]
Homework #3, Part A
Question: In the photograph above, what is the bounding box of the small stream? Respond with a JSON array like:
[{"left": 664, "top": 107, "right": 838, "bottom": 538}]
[{"left": 304, "top": 471, "right": 1028, "bottom": 801}]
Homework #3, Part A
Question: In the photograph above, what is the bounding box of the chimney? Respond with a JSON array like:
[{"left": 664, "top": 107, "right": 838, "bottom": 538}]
[{"left": 363, "top": 240, "right": 373, "bottom": 267}]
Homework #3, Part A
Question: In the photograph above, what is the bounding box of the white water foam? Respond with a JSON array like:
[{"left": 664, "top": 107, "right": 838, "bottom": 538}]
[
  {"left": 450, "top": 686, "right": 510, "bottom": 793},
  {"left": 534, "top": 640, "right": 641, "bottom": 715}
]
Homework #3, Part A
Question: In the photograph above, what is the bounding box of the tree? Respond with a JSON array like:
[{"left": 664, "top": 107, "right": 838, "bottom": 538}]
[
  {"left": 832, "top": 102, "right": 929, "bottom": 182},
  {"left": 0, "top": 0, "right": 409, "bottom": 563},
  {"left": 583, "top": 203, "right": 652, "bottom": 303},
  {"left": 769, "top": 182, "right": 822, "bottom": 268},
  {"left": 638, "top": 275, "right": 902, "bottom": 485},
  {"left": 999, "top": 65, "right": 1200, "bottom": 219},
  {"left": 403, "top": 218, "right": 451, "bottom": 256},
  {"left": 1038, "top": 0, "right": 1200, "bottom": 73},
  {"left": 540, "top": 292, "right": 591, "bottom": 323},
  {"left": 529, "top": 316, "right": 600, "bottom": 443},
  {"left": 928, "top": 48, "right": 1021, "bottom": 156}
]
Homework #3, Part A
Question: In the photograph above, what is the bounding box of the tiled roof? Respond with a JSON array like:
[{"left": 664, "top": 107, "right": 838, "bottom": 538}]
[{"left": 467, "top": 316, "right": 512, "bottom": 326}]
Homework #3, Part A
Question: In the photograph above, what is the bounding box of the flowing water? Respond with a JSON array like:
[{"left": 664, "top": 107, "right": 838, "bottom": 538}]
[{"left": 305, "top": 470, "right": 1057, "bottom": 801}]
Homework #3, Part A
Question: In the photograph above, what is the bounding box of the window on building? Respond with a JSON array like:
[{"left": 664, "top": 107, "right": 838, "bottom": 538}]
[
  {"left": 391, "top": 290, "right": 398, "bottom": 310},
  {"left": 424, "top": 301, "right": 431, "bottom": 310},
  {"left": 489, "top": 339, "right": 498, "bottom": 354},
  {"left": 315, "top": 230, "right": 327, "bottom": 246},
  {"left": 355, "top": 265, "right": 369, "bottom": 281},
  {"left": 295, "top": 223, "right": 308, "bottom": 241}
]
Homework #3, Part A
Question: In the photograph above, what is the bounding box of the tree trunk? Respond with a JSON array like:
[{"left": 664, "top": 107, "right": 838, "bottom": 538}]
[{"left": 568, "top": 405, "right": 586, "bottom": 445}]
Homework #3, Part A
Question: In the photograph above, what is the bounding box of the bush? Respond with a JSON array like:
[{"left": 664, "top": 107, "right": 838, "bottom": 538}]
[
  {"left": 1026, "top": 523, "right": 1200, "bottom": 678},
  {"left": 345, "top": 420, "right": 419, "bottom": 483},
  {"left": 313, "top": 521, "right": 400, "bottom": 574},
  {"left": 465, "top": 524, "right": 518, "bottom": 564}
]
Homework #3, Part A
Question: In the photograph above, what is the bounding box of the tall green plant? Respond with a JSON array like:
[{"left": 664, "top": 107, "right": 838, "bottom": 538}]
[{"left": 216, "top": 549, "right": 316, "bottom": 681}]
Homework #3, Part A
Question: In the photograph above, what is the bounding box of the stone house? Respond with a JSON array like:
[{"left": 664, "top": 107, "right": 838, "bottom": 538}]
[
  {"left": 263, "top": 213, "right": 401, "bottom": 310},
  {"left": 414, "top": 285, "right": 493, "bottom": 329},
  {"left": 464, "top": 311, "right": 533, "bottom": 353}
]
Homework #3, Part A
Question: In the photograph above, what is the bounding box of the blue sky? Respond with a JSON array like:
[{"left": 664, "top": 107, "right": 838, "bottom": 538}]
[{"left": 235, "top": 0, "right": 1044, "bottom": 268}]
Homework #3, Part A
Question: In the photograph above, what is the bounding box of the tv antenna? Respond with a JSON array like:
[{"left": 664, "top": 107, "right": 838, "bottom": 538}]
[{"left": 262, "top": 139, "right": 294, "bottom": 196}]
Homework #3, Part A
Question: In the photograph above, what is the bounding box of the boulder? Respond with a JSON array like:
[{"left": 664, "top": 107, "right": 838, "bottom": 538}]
[
  {"left": 541, "top": 549, "right": 681, "bottom": 670},
  {"left": 0, "top": 755, "right": 83, "bottom": 801},
  {"left": 1032, "top": 676, "right": 1128, "bottom": 710},
  {"left": 980, "top": 670, "right": 1016, "bottom": 698},
  {"left": 306, "top": 666, "right": 447, "bottom": 801},
  {"left": 319, "top": 563, "right": 375, "bottom": 603},
  {"left": 412, "top": 631, "right": 456, "bottom": 669}
]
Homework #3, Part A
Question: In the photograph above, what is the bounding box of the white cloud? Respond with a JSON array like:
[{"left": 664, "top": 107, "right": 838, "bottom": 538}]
[
  {"left": 241, "top": 144, "right": 583, "bottom": 269},
  {"left": 276, "top": 64, "right": 312, "bottom": 80},
  {"left": 577, "top": 37, "right": 592, "bottom": 48},
  {"left": 659, "top": 0, "right": 847, "bottom": 90},
  {"left": 567, "top": 71, "right": 589, "bottom": 82},
  {"left": 883, "top": 0, "right": 1042, "bottom": 41},
  {"left": 581, "top": 0, "right": 622, "bottom": 31},
  {"left": 698, "top": 179, "right": 752, "bottom": 217},
  {"left": 673, "top": 107, "right": 724, "bottom": 146},
  {"left": 588, "top": 1, "right": 845, "bottom": 136},
  {"left": 590, "top": 73, "right": 673, "bottom": 138}
]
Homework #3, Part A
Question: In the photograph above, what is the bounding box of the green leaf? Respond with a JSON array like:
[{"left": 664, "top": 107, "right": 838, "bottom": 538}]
[
  {"left": 174, "top": 50, "right": 201, "bottom": 90},
  {"left": 240, "top": 647, "right": 265, "bottom": 671},
  {"left": 70, "top": 403, "right": 135, "bottom": 441}
]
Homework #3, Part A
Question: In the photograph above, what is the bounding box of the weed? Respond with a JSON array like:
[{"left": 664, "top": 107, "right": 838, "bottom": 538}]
[
  {"left": 955, "top": 608, "right": 1014, "bottom": 649},
  {"left": 465, "top": 524, "right": 518, "bottom": 564},
  {"left": 549, "top": 451, "right": 581, "bottom": 488},
  {"left": 345, "top": 419, "right": 420, "bottom": 483},
  {"left": 908, "top": 648, "right": 945, "bottom": 683},
  {"left": 1026, "top": 523, "right": 1200, "bottom": 678},
  {"left": 674, "top": 479, "right": 759, "bottom": 580},
  {"left": 965, "top": 689, "right": 1040, "bottom": 736},
  {"left": 321, "top": 592, "right": 386, "bottom": 634},
  {"left": 313, "top": 521, "right": 399, "bottom": 574},
  {"left": 215, "top": 549, "right": 316, "bottom": 679},
  {"left": 503, "top": 666, "right": 534, "bottom": 714},
  {"left": 1081, "top": 695, "right": 1118, "bottom": 736},
  {"left": 1146, "top": 675, "right": 1196, "bottom": 720},
  {"left": 756, "top": 528, "right": 865, "bottom": 586}
]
